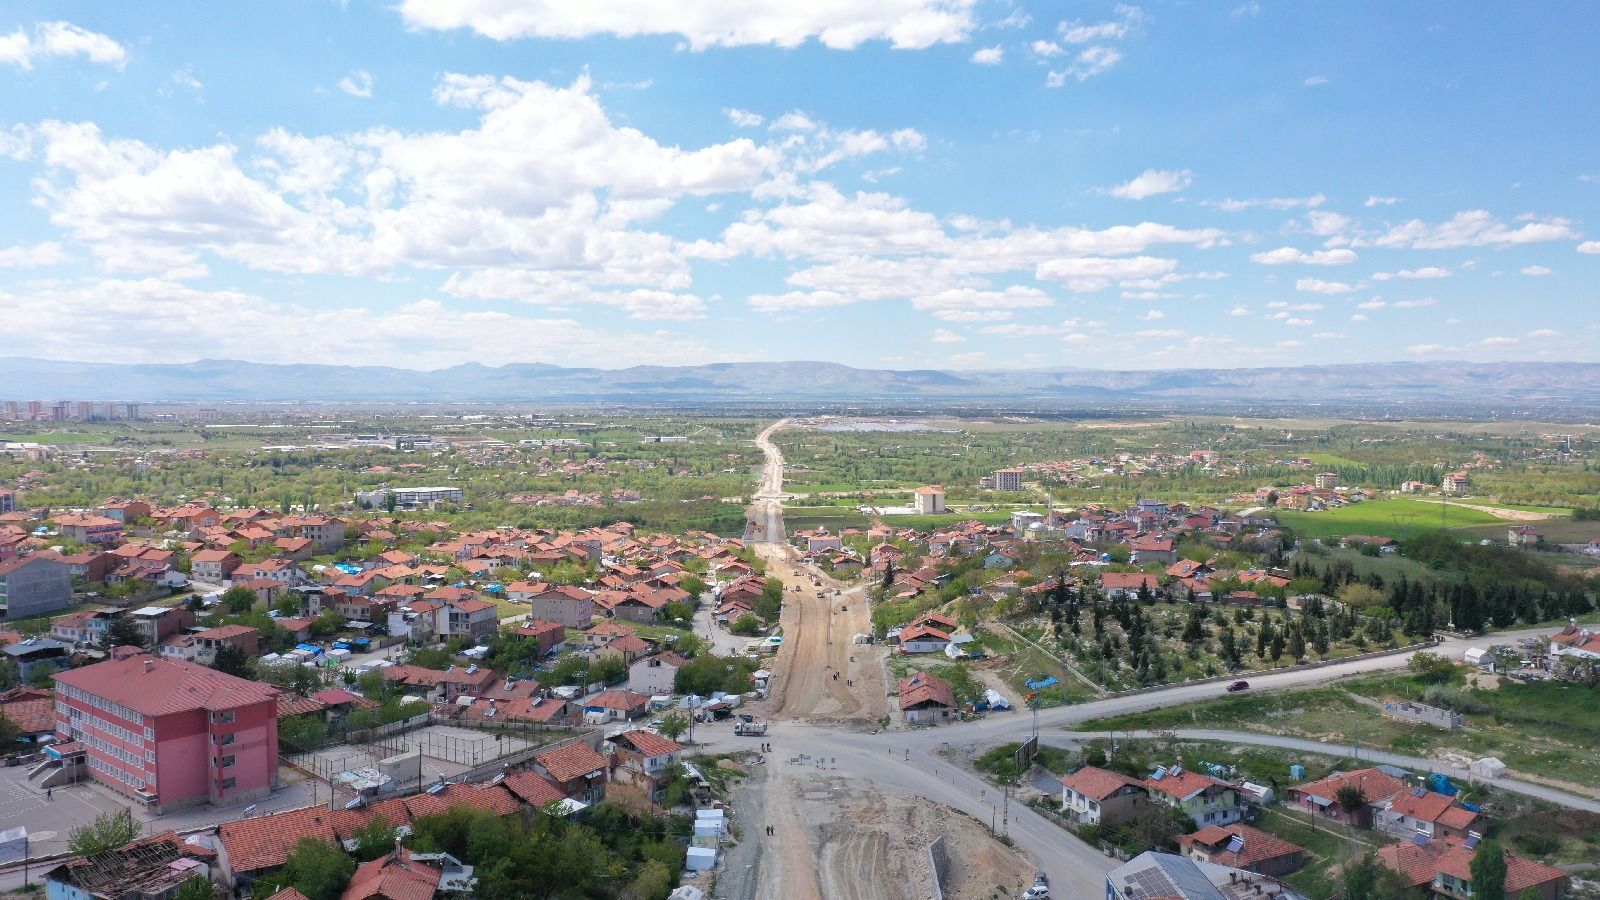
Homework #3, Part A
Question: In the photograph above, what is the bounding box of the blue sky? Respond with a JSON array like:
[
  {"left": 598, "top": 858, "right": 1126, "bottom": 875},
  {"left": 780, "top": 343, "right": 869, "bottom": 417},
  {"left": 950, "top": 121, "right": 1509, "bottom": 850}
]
[{"left": 1, "top": 1, "right": 1596, "bottom": 371}]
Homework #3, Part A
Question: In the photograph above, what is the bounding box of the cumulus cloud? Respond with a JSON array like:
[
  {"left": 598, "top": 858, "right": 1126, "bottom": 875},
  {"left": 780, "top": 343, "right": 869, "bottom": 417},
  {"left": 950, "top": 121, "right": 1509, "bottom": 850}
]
[
  {"left": 338, "top": 69, "right": 374, "bottom": 98},
  {"left": 1364, "top": 195, "right": 1400, "bottom": 207},
  {"left": 1035, "top": 255, "right": 1178, "bottom": 292},
  {"left": 970, "top": 45, "right": 1003, "bottom": 64},
  {"left": 1205, "top": 194, "right": 1325, "bottom": 212},
  {"left": 1057, "top": 5, "right": 1145, "bottom": 43},
  {"left": 1520, "top": 264, "right": 1552, "bottom": 276},
  {"left": 725, "top": 108, "right": 764, "bottom": 128},
  {"left": 1046, "top": 45, "right": 1123, "bottom": 85},
  {"left": 1578, "top": 241, "right": 1600, "bottom": 254},
  {"left": 1370, "top": 210, "right": 1577, "bottom": 249},
  {"left": 0, "top": 241, "right": 71, "bottom": 268},
  {"left": 0, "top": 21, "right": 127, "bottom": 70},
  {"left": 1249, "top": 246, "right": 1355, "bottom": 265},
  {"left": 1107, "top": 168, "right": 1192, "bottom": 200},
  {"left": 1295, "top": 277, "right": 1359, "bottom": 294},
  {"left": 1303, "top": 75, "right": 1329, "bottom": 86},
  {"left": 396, "top": 0, "right": 980, "bottom": 50},
  {"left": 931, "top": 328, "right": 965, "bottom": 343}
]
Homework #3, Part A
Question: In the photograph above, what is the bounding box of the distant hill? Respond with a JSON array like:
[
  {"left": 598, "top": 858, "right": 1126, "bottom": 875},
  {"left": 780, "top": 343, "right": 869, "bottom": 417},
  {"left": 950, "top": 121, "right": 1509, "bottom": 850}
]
[{"left": 0, "top": 356, "right": 1595, "bottom": 405}]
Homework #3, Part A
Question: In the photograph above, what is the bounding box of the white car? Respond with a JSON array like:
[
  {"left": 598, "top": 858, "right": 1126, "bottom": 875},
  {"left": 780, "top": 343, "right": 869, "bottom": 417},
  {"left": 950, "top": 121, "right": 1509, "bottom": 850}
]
[{"left": 1022, "top": 888, "right": 1049, "bottom": 900}]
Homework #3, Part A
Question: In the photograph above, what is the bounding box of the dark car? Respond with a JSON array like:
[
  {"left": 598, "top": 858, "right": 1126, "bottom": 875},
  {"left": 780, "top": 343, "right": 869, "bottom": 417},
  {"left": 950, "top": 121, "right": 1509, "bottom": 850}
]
[{"left": 1226, "top": 680, "right": 1250, "bottom": 692}]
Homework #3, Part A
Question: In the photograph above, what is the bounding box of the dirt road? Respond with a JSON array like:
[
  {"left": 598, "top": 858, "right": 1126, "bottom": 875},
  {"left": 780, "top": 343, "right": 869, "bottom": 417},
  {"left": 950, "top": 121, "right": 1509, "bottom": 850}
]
[{"left": 762, "top": 550, "right": 887, "bottom": 724}]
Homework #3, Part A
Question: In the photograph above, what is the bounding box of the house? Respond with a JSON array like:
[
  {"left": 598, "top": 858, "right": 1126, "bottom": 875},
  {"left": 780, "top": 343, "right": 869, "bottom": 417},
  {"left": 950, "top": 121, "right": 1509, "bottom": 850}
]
[
  {"left": 0, "top": 553, "right": 73, "bottom": 619},
  {"left": 608, "top": 729, "right": 686, "bottom": 804},
  {"left": 1377, "top": 787, "right": 1482, "bottom": 841},
  {"left": 1128, "top": 536, "right": 1178, "bottom": 565},
  {"left": 191, "top": 549, "right": 242, "bottom": 582},
  {"left": 59, "top": 550, "right": 116, "bottom": 584},
  {"left": 583, "top": 689, "right": 650, "bottom": 723},
  {"left": 0, "top": 685, "right": 59, "bottom": 744},
  {"left": 1100, "top": 572, "right": 1160, "bottom": 599},
  {"left": 1178, "top": 823, "right": 1305, "bottom": 878},
  {"left": 530, "top": 584, "right": 595, "bottom": 629},
  {"left": 1441, "top": 472, "right": 1470, "bottom": 494},
  {"left": 898, "top": 671, "right": 957, "bottom": 725},
  {"left": 97, "top": 499, "right": 153, "bottom": 524},
  {"left": 1105, "top": 850, "right": 1299, "bottom": 900},
  {"left": 4, "top": 638, "right": 71, "bottom": 681},
  {"left": 513, "top": 619, "right": 566, "bottom": 656},
  {"left": 43, "top": 830, "right": 217, "bottom": 900},
  {"left": 1549, "top": 621, "right": 1600, "bottom": 672},
  {"left": 1378, "top": 835, "right": 1566, "bottom": 900},
  {"left": 628, "top": 652, "right": 688, "bottom": 695},
  {"left": 435, "top": 597, "right": 498, "bottom": 642},
  {"left": 53, "top": 652, "right": 280, "bottom": 812},
  {"left": 56, "top": 513, "right": 124, "bottom": 546},
  {"left": 129, "top": 605, "right": 194, "bottom": 645},
  {"left": 531, "top": 740, "right": 609, "bottom": 804},
  {"left": 1060, "top": 765, "right": 1149, "bottom": 828},
  {"left": 342, "top": 845, "right": 470, "bottom": 900},
  {"left": 1289, "top": 767, "right": 1407, "bottom": 828},
  {"left": 193, "top": 624, "right": 263, "bottom": 662},
  {"left": 897, "top": 624, "right": 952, "bottom": 654},
  {"left": 1142, "top": 764, "right": 1243, "bottom": 828},
  {"left": 912, "top": 485, "right": 946, "bottom": 515},
  {"left": 1509, "top": 525, "right": 1544, "bottom": 547}
]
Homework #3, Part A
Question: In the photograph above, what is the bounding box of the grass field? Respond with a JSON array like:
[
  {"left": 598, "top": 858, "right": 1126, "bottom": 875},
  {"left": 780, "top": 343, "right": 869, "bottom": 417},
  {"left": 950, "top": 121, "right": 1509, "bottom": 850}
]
[
  {"left": 1459, "top": 519, "right": 1599, "bottom": 544},
  {"left": 1273, "top": 498, "right": 1508, "bottom": 541},
  {"left": 878, "top": 510, "right": 1017, "bottom": 530}
]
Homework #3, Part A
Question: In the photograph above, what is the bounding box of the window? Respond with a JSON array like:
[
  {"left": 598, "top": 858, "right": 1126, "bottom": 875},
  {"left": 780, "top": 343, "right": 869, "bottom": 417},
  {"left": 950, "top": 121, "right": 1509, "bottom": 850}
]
[
  {"left": 219, "top": 755, "right": 236, "bottom": 768},
  {"left": 214, "top": 710, "right": 236, "bottom": 725},
  {"left": 219, "top": 777, "right": 236, "bottom": 790},
  {"left": 217, "top": 733, "right": 235, "bottom": 746}
]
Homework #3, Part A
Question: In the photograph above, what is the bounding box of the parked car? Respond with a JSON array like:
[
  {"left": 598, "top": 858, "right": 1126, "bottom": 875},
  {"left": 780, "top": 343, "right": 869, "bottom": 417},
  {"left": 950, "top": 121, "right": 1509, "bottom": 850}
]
[
  {"left": 1226, "top": 680, "right": 1250, "bottom": 692},
  {"left": 1022, "top": 887, "right": 1050, "bottom": 899}
]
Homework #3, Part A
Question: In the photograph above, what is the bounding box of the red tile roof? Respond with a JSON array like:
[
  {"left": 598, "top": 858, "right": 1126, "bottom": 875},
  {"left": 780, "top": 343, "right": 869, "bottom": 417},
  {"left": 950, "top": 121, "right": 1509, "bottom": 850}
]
[
  {"left": 1061, "top": 765, "right": 1145, "bottom": 802},
  {"left": 218, "top": 806, "right": 366, "bottom": 873},
  {"left": 503, "top": 771, "right": 567, "bottom": 806},
  {"left": 342, "top": 848, "right": 441, "bottom": 900},
  {"left": 1142, "top": 768, "right": 1231, "bottom": 802},
  {"left": 1379, "top": 837, "right": 1566, "bottom": 895},
  {"left": 611, "top": 729, "right": 684, "bottom": 758},
  {"left": 535, "top": 741, "right": 609, "bottom": 783},
  {"left": 54, "top": 653, "right": 277, "bottom": 716},
  {"left": 1293, "top": 767, "right": 1405, "bottom": 806},
  {"left": 898, "top": 671, "right": 956, "bottom": 710},
  {"left": 1179, "top": 823, "right": 1303, "bottom": 869}
]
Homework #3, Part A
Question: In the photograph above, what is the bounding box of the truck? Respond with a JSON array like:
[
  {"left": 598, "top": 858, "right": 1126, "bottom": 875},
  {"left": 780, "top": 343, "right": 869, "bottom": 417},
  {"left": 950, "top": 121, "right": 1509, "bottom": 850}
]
[{"left": 734, "top": 721, "right": 767, "bottom": 736}]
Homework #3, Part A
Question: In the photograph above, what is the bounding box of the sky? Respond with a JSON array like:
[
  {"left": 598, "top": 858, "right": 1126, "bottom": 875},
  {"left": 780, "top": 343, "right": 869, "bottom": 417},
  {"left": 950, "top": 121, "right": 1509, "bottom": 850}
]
[{"left": 1, "top": 1, "right": 1597, "bottom": 373}]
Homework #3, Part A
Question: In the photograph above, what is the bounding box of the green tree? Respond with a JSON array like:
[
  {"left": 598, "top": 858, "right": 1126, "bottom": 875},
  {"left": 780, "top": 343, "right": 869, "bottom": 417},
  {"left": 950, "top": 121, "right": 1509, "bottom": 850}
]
[
  {"left": 1336, "top": 784, "right": 1369, "bottom": 820},
  {"left": 352, "top": 815, "right": 398, "bottom": 862},
  {"left": 104, "top": 616, "right": 148, "bottom": 649},
  {"left": 0, "top": 711, "right": 20, "bottom": 750},
  {"left": 1342, "top": 851, "right": 1382, "bottom": 900},
  {"left": 274, "top": 593, "right": 304, "bottom": 617},
  {"left": 590, "top": 654, "right": 627, "bottom": 684},
  {"left": 221, "top": 586, "right": 260, "bottom": 614},
  {"left": 656, "top": 711, "right": 690, "bottom": 743},
  {"left": 276, "top": 836, "right": 356, "bottom": 900},
  {"left": 1469, "top": 838, "right": 1508, "bottom": 900},
  {"left": 69, "top": 808, "right": 143, "bottom": 856},
  {"left": 174, "top": 874, "right": 217, "bottom": 900},
  {"left": 730, "top": 614, "right": 761, "bottom": 636},
  {"left": 211, "top": 644, "right": 251, "bottom": 678}
]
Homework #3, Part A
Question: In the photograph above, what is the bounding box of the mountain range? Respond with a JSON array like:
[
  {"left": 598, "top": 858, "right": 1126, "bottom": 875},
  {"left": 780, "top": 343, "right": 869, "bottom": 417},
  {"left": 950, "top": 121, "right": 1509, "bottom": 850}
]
[{"left": 0, "top": 357, "right": 1595, "bottom": 406}]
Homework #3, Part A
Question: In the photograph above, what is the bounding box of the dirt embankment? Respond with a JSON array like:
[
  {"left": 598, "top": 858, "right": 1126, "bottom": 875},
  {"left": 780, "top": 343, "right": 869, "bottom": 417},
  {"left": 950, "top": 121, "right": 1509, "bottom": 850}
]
[{"left": 760, "top": 545, "right": 888, "bottom": 725}]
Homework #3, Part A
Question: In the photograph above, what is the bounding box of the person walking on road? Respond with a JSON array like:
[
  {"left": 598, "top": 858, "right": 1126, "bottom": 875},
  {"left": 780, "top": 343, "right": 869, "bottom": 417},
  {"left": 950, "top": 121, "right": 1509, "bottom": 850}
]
[{"left": 46, "top": 788, "right": 53, "bottom": 800}]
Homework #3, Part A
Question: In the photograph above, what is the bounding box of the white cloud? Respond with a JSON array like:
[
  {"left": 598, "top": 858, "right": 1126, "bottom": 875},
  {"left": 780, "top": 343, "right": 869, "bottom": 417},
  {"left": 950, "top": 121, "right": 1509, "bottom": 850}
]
[
  {"left": 1578, "top": 241, "right": 1600, "bottom": 254},
  {"left": 1206, "top": 194, "right": 1325, "bottom": 212},
  {"left": 1478, "top": 336, "right": 1518, "bottom": 347},
  {"left": 1034, "top": 255, "right": 1178, "bottom": 292},
  {"left": 1407, "top": 343, "right": 1447, "bottom": 354},
  {"left": 0, "top": 278, "right": 717, "bottom": 368},
  {"left": 1135, "top": 328, "right": 1182, "bottom": 338},
  {"left": 1057, "top": 5, "right": 1145, "bottom": 44},
  {"left": 1521, "top": 264, "right": 1552, "bottom": 276},
  {"left": 1046, "top": 45, "right": 1123, "bottom": 85},
  {"left": 396, "top": 0, "right": 980, "bottom": 50},
  {"left": 1364, "top": 195, "right": 1400, "bottom": 207},
  {"left": 1392, "top": 298, "right": 1437, "bottom": 308},
  {"left": 1303, "top": 75, "right": 1329, "bottom": 86},
  {"left": 1030, "top": 39, "right": 1064, "bottom": 58},
  {"left": 1249, "top": 246, "right": 1356, "bottom": 265},
  {"left": 1356, "top": 300, "right": 1386, "bottom": 310},
  {"left": 1295, "top": 277, "right": 1358, "bottom": 294},
  {"left": 1526, "top": 328, "right": 1559, "bottom": 338},
  {"left": 932, "top": 328, "right": 965, "bottom": 343},
  {"left": 934, "top": 309, "right": 1013, "bottom": 322},
  {"left": 1137, "top": 309, "right": 1165, "bottom": 320},
  {"left": 1228, "top": 306, "right": 1250, "bottom": 316},
  {"left": 970, "top": 45, "right": 1004, "bottom": 64},
  {"left": 1399, "top": 266, "right": 1451, "bottom": 279},
  {"left": 1107, "top": 168, "right": 1192, "bottom": 200},
  {"left": 725, "top": 108, "right": 764, "bottom": 128},
  {"left": 0, "top": 21, "right": 127, "bottom": 70},
  {"left": 0, "top": 241, "right": 71, "bottom": 268},
  {"left": 1372, "top": 210, "right": 1577, "bottom": 249},
  {"left": 1285, "top": 317, "right": 1315, "bottom": 326},
  {"left": 338, "top": 69, "right": 374, "bottom": 98}
]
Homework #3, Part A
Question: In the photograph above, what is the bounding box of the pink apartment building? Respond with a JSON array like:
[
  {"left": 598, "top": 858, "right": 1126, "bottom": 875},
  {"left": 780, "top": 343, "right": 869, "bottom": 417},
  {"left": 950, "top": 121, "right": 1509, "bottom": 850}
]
[{"left": 52, "top": 652, "right": 279, "bottom": 812}]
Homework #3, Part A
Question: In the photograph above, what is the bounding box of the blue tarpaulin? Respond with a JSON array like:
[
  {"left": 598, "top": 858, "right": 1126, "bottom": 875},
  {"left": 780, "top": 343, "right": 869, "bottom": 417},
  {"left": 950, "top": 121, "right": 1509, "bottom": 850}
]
[
  {"left": 1024, "top": 675, "right": 1058, "bottom": 690},
  {"left": 1426, "top": 773, "right": 1458, "bottom": 796}
]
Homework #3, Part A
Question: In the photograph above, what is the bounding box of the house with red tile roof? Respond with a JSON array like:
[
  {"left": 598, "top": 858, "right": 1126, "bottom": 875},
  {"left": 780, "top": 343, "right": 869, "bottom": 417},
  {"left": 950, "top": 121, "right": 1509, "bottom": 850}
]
[
  {"left": 898, "top": 670, "right": 957, "bottom": 725},
  {"left": 502, "top": 770, "right": 568, "bottom": 807},
  {"left": 340, "top": 846, "right": 445, "bottom": 900},
  {"left": 582, "top": 689, "right": 650, "bottom": 723},
  {"left": 1289, "top": 767, "right": 1407, "bottom": 828},
  {"left": 513, "top": 619, "right": 566, "bottom": 655},
  {"left": 1178, "top": 823, "right": 1305, "bottom": 878},
  {"left": 1142, "top": 764, "right": 1243, "bottom": 828},
  {"left": 1376, "top": 788, "right": 1481, "bottom": 841},
  {"left": 1378, "top": 836, "right": 1565, "bottom": 900},
  {"left": 1059, "top": 765, "right": 1149, "bottom": 827},
  {"left": 608, "top": 729, "right": 685, "bottom": 804},
  {"left": 1100, "top": 571, "right": 1160, "bottom": 598},
  {"left": 530, "top": 740, "right": 609, "bottom": 803}
]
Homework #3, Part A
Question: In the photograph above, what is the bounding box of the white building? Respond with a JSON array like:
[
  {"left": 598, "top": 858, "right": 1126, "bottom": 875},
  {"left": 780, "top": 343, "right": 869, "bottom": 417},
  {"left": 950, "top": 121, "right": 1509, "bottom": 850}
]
[{"left": 912, "top": 486, "right": 946, "bottom": 515}]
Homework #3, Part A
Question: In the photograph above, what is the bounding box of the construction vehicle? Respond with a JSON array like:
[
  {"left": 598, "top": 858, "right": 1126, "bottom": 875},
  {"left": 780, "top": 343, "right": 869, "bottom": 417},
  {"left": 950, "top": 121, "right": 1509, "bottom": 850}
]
[{"left": 734, "top": 720, "right": 767, "bottom": 736}]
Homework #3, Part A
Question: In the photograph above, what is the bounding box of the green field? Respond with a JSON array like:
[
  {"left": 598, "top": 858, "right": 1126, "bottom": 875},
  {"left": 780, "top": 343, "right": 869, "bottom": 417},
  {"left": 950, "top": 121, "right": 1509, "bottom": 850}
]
[
  {"left": 1273, "top": 498, "right": 1507, "bottom": 541},
  {"left": 878, "top": 510, "right": 1017, "bottom": 530}
]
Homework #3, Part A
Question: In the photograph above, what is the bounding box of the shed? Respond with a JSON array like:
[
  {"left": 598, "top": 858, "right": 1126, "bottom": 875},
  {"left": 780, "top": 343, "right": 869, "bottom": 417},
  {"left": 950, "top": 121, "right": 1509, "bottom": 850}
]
[{"left": 685, "top": 846, "right": 717, "bottom": 871}]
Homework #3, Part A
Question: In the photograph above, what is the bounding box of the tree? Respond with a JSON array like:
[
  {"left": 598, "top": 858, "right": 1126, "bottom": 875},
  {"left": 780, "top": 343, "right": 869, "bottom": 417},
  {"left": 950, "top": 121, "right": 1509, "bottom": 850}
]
[
  {"left": 211, "top": 644, "right": 251, "bottom": 678},
  {"left": 0, "top": 711, "right": 18, "bottom": 750},
  {"left": 1469, "top": 838, "right": 1508, "bottom": 900},
  {"left": 730, "top": 614, "right": 761, "bottom": 636},
  {"left": 104, "top": 616, "right": 148, "bottom": 649},
  {"left": 1335, "top": 784, "right": 1368, "bottom": 820},
  {"left": 1338, "top": 583, "right": 1386, "bottom": 609},
  {"left": 274, "top": 593, "right": 304, "bottom": 617},
  {"left": 352, "top": 815, "right": 398, "bottom": 861},
  {"left": 221, "top": 586, "right": 259, "bottom": 614},
  {"left": 1407, "top": 651, "right": 1458, "bottom": 683},
  {"left": 69, "top": 808, "right": 143, "bottom": 856},
  {"left": 1342, "top": 851, "right": 1382, "bottom": 900},
  {"left": 175, "top": 874, "right": 217, "bottom": 900},
  {"left": 276, "top": 836, "right": 357, "bottom": 900},
  {"left": 590, "top": 654, "right": 627, "bottom": 685},
  {"left": 656, "top": 711, "right": 690, "bottom": 743}
]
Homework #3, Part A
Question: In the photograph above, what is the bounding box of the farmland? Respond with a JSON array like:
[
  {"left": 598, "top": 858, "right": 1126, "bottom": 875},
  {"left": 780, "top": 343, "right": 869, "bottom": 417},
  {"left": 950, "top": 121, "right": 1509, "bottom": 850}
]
[{"left": 1271, "top": 498, "right": 1509, "bottom": 541}]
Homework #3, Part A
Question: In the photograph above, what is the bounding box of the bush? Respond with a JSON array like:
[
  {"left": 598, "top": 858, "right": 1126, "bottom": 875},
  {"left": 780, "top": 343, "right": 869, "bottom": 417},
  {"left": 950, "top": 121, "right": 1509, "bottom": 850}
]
[
  {"left": 1511, "top": 830, "right": 1561, "bottom": 856},
  {"left": 1421, "top": 685, "right": 1490, "bottom": 715}
]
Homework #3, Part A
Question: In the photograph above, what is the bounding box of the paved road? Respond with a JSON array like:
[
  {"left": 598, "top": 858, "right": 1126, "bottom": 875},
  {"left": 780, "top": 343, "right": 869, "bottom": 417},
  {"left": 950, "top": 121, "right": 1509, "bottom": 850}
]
[{"left": 1051, "top": 729, "right": 1600, "bottom": 813}]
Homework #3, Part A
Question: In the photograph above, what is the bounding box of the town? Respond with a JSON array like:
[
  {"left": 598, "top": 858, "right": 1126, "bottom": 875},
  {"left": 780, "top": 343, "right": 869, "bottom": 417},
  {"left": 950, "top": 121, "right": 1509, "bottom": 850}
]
[{"left": 0, "top": 409, "right": 1596, "bottom": 900}]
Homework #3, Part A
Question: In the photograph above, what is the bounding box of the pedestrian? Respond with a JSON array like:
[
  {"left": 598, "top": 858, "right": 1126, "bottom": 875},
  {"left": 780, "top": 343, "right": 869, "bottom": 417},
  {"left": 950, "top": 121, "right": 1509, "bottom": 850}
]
[{"left": 46, "top": 788, "right": 53, "bottom": 800}]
